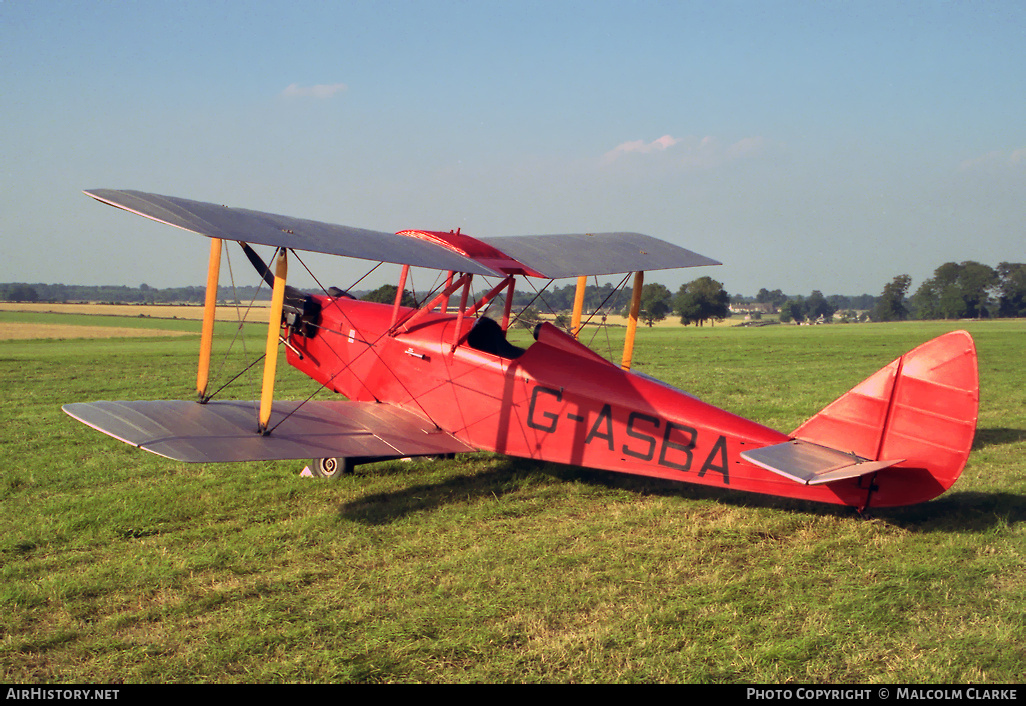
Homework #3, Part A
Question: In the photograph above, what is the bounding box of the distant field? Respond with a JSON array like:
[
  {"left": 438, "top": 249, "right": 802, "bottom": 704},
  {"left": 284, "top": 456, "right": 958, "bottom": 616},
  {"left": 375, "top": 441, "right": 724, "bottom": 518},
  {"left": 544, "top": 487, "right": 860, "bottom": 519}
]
[
  {"left": 1, "top": 313, "right": 1023, "bottom": 683},
  {"left": 0, "top": 321, "right": 193, "bottom": 340},
  {"left": 0, "top": 304, "right": 271, "bottom": 341},
  {"left": 0, "top": 301, "right": 271, "bottom": 322}
]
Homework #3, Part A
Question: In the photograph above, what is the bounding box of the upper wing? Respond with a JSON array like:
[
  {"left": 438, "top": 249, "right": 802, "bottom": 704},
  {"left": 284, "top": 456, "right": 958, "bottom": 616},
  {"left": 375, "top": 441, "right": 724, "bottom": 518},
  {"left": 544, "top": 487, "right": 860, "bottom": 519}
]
[
  {"left": 62, "top": 399, "right": 476, "bottom": 463},
  {"left": 84, "top": 189, "right": 502, "bottom": 276},
  {"left": 480, "top": 232, "right": 720, "bottom": 278},
  {"left": 85, "top": 189, "right": 719, "bottom": 279}
]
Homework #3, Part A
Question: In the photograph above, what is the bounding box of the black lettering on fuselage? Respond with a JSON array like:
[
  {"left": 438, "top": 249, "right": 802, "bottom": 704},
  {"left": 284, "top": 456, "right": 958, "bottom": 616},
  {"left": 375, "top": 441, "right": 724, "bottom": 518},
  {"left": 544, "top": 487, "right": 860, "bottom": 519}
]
[
  {"left": 699, "top": 434, "right": 730, "bottom": 484},
  {"left": 527, "top": 386, "right": 561, "bottom": 433},
  {"left": 585, "top": 404, "right": 614, "bottom": 449},
  {"left": 623, "top": 412, "right": 659, "bottom": 462},
  {"left": 525, "top": 385, "right": 730, "bottom": 484},
  {"left": 658, "top": 421, "right": 697, "bottom": 471}
]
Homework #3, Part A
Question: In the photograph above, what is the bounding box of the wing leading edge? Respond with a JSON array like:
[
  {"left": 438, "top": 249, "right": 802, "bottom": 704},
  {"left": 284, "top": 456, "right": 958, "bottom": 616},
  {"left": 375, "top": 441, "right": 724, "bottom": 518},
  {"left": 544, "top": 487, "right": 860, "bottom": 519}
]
[
  {"left": 84, "top": 189, "right": 719, "bottom": 278},
  {"left": 84, "top": 189, "right": 502, "bottom": 276},
  {"left": 62, "top": 399, "right": 476, "bottom": 463}
]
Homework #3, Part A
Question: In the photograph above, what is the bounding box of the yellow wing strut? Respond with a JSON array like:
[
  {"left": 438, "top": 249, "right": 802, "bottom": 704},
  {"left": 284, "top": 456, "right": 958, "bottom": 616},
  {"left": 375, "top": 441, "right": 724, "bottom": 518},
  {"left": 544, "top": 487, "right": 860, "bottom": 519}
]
[
  {"left": 621, "top": 271, "right": 644, "bottom": 370},
  {"left": 570, "top": 275, "right": 587, "bottom": 339},
  {"left": 259, "top": 249, "right": 288, "bottom": 433},
  {"left": 197, "top": 238, "right": 222, "bottom": 401}
]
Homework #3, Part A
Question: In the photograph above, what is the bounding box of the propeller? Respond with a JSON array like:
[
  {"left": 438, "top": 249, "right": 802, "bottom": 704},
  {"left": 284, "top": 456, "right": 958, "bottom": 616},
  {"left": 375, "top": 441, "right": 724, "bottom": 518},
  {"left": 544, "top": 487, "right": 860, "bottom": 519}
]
[
  {"left": 241, "top": 241, "right": 277, "bottom": 289},
  {"left": 239, "top": 242, "right": 322, "bottom": 338}
]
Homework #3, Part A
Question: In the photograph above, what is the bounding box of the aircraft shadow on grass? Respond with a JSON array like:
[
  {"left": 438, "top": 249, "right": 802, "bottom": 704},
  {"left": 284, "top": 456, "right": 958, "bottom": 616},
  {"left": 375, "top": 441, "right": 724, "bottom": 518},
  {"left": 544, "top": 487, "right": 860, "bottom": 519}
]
[
  {"left": 337, "top": 455, "right": 1026, "bottom": 534},
  {"left": 971, "top": 427, "right": 1026, "bottom": 449}
]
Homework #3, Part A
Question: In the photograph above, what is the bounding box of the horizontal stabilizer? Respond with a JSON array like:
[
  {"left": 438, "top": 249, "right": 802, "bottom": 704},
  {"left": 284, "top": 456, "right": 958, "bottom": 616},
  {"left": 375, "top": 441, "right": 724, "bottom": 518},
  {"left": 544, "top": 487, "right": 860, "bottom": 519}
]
[
  {"left": 63, "top": 399, "right": 475, "bottom": 463},
  {"left": 741, "top": 440, "right": 903, "bottom": 486}
]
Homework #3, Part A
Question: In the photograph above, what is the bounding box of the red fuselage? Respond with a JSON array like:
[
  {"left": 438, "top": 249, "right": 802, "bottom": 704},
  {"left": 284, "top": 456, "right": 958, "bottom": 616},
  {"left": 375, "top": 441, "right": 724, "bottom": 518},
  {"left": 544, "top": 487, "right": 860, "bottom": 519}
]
[{"left": 285, "top": 295, "right": 888, "bottom": 508}]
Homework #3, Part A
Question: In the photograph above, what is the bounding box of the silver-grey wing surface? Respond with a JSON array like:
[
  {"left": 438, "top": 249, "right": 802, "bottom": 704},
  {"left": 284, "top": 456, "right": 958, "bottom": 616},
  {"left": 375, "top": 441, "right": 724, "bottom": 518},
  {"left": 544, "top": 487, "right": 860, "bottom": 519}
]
[
  {"left": 741, "top": 439, "right": 903, "bottom": 486},
  {"left": 84, "top": 189, "right": 502, "bottom": 276},
  {"left": 480, "top": 232, "right": 721, "bottom": 279},
  {"left": 62, "top": 399, "right": 476, "bottom": 463},
  {"left": 84, "top": 189, "right": 720, "bottom": 279}
]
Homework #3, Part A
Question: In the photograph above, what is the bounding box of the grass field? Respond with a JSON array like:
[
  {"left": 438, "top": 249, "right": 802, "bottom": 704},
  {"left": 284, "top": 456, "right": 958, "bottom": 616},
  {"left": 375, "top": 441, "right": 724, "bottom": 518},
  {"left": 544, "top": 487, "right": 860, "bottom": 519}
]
[{"left": 1, "top": 309, "right": 1023, "bottom": 683}]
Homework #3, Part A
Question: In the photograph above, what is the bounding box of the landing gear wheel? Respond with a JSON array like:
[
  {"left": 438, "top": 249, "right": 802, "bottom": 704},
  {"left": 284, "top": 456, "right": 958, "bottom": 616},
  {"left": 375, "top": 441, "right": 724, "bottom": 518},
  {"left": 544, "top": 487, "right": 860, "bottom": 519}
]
[{"left": 311, "top": 457, "right": 353, "bottom": 479}]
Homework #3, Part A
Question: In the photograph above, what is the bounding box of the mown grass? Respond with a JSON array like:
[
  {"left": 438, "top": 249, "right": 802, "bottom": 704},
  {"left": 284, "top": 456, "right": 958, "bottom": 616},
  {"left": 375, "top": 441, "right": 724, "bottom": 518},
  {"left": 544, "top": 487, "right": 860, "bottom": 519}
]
[{"left": 1, "top": 313, "right": 1024, "bottom": 683}]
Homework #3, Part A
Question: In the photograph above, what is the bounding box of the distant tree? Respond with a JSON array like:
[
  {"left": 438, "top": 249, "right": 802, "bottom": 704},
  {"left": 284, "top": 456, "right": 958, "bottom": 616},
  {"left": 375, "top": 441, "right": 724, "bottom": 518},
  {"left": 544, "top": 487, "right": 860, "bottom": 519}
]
[
  {"left": 910, "top": 279, "right": 940, "bottom": 320},
  {"left": 756, "top": 287, "right": 787, "bottom": 309},
  {"left": 514, "top": 281, "right": 633, "bottom": 315},
  {"left": 584, "top": 282, "right": 617, "bottom": 312},
  {"left": 674, "top": 277, "right": 730, "bottom": 326},
  {"left": 806, "top": 290, "right": 836, "bottom": 322},
  {"left": 778, "top": 297, "right": 806, "bottom": 324},
  {"left": 547, "top": 283, "right": 575, "bottom": 312},
  {"left": 873, "top": 274, "right": 912, "bottom": 322},
  {"left": 360, "top": 284, "right": 417, "bottom": 307},
  {"left": 957, "top": 262, "right": 999, "bottom": 318},
  {"left": 911, "top": 261, "right": 998, "bottom": 319},
  {"left": 850, "top": 293, "right": 877, "bottom": 311},
  {"left": 638, "top": 283, "right": 672, "bottom": 326},
  {"left": 996, "top": 262, "right": 1026, "bottom": 317},
  {"left": 7, "top": 285, "right": 39, "bottom": 302},
  {"left": 514, "top": 306, "right": 542, "bottom": 329},
  {"left": 827, "top": 294, "right": 850, "bottom": 311}
]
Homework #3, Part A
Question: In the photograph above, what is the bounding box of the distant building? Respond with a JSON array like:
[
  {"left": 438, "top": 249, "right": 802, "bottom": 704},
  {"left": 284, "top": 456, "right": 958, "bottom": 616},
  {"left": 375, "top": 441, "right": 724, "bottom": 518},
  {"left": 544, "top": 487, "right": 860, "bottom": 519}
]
[{"left": 729, "top": 302, "right": 776, "bottom": 314}]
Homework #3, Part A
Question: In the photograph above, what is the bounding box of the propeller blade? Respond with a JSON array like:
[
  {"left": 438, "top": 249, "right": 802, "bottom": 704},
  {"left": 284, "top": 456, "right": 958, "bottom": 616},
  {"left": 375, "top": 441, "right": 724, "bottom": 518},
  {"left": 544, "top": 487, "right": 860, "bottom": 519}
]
[
  {"left": 239, "top": 242, "right": 322, "bottom": 338},
  {"left": 240, "top": 242, "right": 276, "bottom": 289}
]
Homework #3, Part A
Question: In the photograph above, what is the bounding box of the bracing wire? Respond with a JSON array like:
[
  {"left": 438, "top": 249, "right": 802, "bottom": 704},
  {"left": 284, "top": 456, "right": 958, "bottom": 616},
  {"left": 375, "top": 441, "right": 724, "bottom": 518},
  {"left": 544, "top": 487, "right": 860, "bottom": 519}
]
[{"left": 264, "top": 252, "right": 451, "bottom": 434}]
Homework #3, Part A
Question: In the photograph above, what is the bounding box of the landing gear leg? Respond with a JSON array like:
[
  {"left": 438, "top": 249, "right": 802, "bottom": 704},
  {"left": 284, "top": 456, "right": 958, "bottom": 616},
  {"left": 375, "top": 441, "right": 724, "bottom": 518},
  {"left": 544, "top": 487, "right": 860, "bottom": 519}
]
[{"left": 311, "top": 457, "right": 354, "bottom": 479}]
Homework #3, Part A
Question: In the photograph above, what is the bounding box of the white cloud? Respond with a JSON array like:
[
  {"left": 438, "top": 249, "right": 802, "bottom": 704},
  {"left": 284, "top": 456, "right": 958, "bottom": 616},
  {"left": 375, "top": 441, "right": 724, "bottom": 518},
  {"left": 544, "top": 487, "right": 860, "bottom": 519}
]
[
  {"left": 280, "top": 83, "right": 348, "bottom": 99},
  {"left": 603, "top": 134, "right": 680, "bottom": 162},
  {"left": 602, "top": 134, "right": 770, "bottom": 168},
  {"left": 959, "top": 146, "right": 1026, "bottom": 170},
  {"left": 725, "top": 136, "right": 768, "bottom": 160}
]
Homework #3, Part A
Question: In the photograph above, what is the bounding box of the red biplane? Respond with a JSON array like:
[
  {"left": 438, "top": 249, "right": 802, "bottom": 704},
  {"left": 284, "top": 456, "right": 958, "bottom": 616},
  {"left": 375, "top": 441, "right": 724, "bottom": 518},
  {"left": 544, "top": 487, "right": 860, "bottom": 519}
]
[{"left": 64, "top": 189, "right": 979, "bottom": 511}]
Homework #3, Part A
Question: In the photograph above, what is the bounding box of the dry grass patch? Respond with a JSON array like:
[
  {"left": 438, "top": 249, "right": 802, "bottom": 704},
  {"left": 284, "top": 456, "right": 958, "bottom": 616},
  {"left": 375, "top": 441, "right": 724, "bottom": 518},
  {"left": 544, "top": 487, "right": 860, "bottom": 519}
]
[
  {"left": 0, "top": 302, "right": 270, "bottom": 322},
  {"left": 0, "top": 322, "right": 192, "bottom": 340}
]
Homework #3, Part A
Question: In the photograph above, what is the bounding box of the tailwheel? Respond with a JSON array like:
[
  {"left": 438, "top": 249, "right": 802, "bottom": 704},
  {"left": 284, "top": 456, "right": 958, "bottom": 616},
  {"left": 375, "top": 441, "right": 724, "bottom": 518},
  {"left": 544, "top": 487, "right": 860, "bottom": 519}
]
[{"left": 311, "top": 457, "right": 354, "bottom": 479}]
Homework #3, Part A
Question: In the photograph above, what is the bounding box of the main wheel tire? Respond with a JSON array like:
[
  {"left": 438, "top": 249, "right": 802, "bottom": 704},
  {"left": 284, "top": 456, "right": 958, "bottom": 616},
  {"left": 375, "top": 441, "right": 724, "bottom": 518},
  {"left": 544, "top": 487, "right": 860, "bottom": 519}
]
[{"left": 311, "top": 457, "right": 353, "bottom": 479}]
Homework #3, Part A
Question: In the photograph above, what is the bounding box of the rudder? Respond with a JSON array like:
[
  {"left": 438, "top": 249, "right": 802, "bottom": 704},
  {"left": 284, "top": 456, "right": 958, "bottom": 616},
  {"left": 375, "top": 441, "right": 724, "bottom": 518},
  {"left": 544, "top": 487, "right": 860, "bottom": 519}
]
[{"left": 791, "top": 330, "right": 979, "bottom": 507}]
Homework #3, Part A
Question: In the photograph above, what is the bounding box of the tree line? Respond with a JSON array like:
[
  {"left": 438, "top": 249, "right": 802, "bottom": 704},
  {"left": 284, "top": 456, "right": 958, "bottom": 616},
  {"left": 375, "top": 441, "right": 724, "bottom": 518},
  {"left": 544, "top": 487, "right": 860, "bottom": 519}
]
[
  {"left": 343, "top": 279, "right": 732, "bottom": 327},
  {"left": 873, "top": 261, "right": 1026, "bottom": 321},
  {"left": 6, "top": 259, "right": 1023, "bottom": 326},
  {"left": 0, "top": 282, "right": 273, "bottom": 305}
]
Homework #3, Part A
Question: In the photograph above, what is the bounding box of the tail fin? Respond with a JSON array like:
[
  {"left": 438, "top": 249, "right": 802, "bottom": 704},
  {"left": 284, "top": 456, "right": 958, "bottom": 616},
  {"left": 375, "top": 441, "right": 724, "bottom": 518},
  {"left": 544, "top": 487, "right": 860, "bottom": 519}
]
[{"left": 791, "top": 330, "right": 979, "bottom": 507}]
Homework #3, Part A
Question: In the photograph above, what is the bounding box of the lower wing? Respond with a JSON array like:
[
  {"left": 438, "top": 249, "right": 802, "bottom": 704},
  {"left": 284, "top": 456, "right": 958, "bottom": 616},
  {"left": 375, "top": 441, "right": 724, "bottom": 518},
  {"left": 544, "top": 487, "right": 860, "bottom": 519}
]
[{"left": 63, "top": 399, "right": 476, "bottom": 463}]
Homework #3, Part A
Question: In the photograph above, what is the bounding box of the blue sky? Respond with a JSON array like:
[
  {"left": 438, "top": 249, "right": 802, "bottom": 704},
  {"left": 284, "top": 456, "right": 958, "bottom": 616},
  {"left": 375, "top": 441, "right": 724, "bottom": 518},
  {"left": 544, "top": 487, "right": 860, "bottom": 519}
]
[{"left": 2, "top": 0, "right": 1023, "bottom": 297}]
